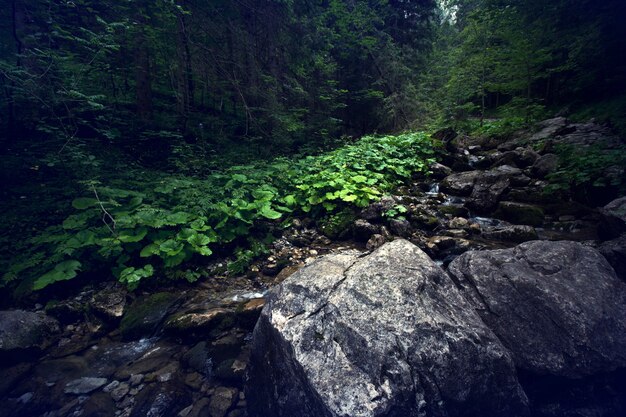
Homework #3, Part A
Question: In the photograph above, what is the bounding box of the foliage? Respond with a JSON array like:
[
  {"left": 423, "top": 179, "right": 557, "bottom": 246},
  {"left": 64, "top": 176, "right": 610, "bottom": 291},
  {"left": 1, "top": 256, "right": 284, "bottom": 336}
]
[
  {"left": 1, "top": 132, "right": 436, "bottom": 292},
  {"left": 545, "top": 143, "right": 626, "bottom": 198}
]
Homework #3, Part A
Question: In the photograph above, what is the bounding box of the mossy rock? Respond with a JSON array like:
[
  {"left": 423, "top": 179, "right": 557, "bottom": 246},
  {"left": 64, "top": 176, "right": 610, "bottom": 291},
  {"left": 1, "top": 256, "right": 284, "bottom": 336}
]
[
  {"left": 119, "top": 292, "right": 179, "bottom": 340},
  {"left": 495, "top": 202, "right": 545, "bottom": 226},
  {"left": 318, "top": 209, "right": 357, "bottom": 240}
]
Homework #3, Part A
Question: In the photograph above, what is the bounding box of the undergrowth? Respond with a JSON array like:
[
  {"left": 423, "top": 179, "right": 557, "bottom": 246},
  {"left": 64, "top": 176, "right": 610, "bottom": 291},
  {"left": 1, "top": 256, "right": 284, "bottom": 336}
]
[{"left": 1, "top": 132, "right": 436, "bottom": 294}]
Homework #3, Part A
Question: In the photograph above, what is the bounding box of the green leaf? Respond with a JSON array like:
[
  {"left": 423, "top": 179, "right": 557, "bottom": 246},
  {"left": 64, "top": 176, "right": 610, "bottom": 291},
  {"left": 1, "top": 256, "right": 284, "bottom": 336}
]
[
  {"left": 117, "top": 227, "right": 148, "bottom": 243},
  {"left": 33, "top": 260, "right": 82, "bottom": 290},
  {"left": 72, "top": 197, "right": 98, "bottom": 210},
  {"left": 259, "top": 205, "right": 282, "bottom": 220},
  {"left": 159, "top": 239, "right": 184, "bottom": 256},
  {"left": 140, "top": 243, "right": 160, "bottom": 257},
  {"left": 119, "top": 264, "right": 154, "bottom": 289}
]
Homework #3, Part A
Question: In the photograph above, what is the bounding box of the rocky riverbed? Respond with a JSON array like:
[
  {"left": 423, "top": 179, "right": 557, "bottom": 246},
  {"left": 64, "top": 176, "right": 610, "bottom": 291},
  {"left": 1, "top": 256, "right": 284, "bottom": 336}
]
[{"left": 1, "top": 118, "right": 625, "bottom": 417}]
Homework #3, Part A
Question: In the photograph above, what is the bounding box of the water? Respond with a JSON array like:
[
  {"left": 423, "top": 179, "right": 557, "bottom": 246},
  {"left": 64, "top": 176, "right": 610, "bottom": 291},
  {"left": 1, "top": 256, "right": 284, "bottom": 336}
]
[{"left": 426, "top": 183, "right": 440, "bottom": 195}]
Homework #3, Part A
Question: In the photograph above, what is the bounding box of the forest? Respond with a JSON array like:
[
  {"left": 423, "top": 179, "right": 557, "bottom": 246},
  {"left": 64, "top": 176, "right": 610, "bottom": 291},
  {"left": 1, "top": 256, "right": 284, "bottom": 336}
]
[{"left": 1, "top": 0, "right": 626, "bottom": 416}]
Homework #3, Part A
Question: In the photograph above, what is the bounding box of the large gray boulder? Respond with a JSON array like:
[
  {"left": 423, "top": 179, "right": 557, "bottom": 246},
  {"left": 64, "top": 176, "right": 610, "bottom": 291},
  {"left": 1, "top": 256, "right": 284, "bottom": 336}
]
[
  {"left": 0, "top": 310, "right": 59, "bottom": 360},
  {"left": 598, "top": 197, "right": 626, "bottom": 240},
  {"left": 247, "top": 240, "right": 529, "bottom": 417},
  {"left": 448, "top": 241, "right": 626, "bottom": 378}
]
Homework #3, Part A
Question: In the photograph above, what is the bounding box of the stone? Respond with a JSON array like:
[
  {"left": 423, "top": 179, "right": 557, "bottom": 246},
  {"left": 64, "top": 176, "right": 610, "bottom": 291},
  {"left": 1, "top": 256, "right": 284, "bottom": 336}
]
[
  {"left": 465, "top": 166, "right": 526, "bottom": 214},
  {"left": 388, "top": 218, "right": 411, "bottom": 237},
  {"left": 119, "top": 293, "right": 179, "bottom": 340},
  {"left": 182, "top": 342, "right": 211, "bottom": 375},
  {"left": 129, "top": 374, "right": 144, "bottom": 387},
  {"left": 530, "top": 153, "right": 559, "bottom": 178},
  {"left": 495, "top": 202, "right": 545, "bottom": 226},
  {"left": 448, "top": 217, "right": 470, "bottom": 229},
  {"left": 353, "top": 219, "right": 380, "bottom": 242},
  {"left": 481, "top": 225, "right": 538, "bottom": 243},
  {"left": 448, "top": 240, "right": 626, "bottom": 377},
  {"left": 440, "top": 171, "right": 481, "bottom": 196},
  {"left": 90, "top": 285, "right": 126, "bottom": 321},
  {"left": 236, "top": 298, "right": 265, "bottom": 329},
  {"left": 247, "top": 240, "right": 528, "bottom": 417},
  {"left": 209, "top": 387, "right": 239, "bottom": 417},
  {"left": 0, "top": 310, "right": 59, "bottom": 361},
  {"left": 165, "top": 308, "right": 235, "bottom": 336},
  {"left": 103, "top": 380, "right": 121, "bottom": 393},
  {"left": 129, "top": 381, "right": 191, "bottom": 417},
  {"left": 598, "top": 197, "right": 626, "bottom": 240},
  {"left": 365, "top": 234, "right": 386, "bottom": 251},
  {"left": 111, "top": 382, "right": 130, "bottom": 402},
  {"left": 64, "top": 377, "right": 108, "bottom": 394},
  {"left": 359, "top": 197, "right": 396, "bottom": 221},
  {"left": 429, "top": 162, "right": 453, "bottom": 179},
  {"left": 598, "top": 234, "right": 626, "bottom": 282}
]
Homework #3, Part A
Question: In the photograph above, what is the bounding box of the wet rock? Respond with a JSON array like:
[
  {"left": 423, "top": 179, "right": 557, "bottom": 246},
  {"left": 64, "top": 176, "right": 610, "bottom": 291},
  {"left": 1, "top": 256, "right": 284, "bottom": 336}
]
[
  {"left": 495, "top": 202, "right": 545, "bottom": 226},
  {"left": 91, "top": 285, "right": 127, "bottom": 322},
  {"left": 466, "top": 166, "right": 528, "bottom": 214},
  {"left": 599, "top": 197, "right": 626, "bottom": 240},
  {"left": 429, "top": 162, "right": 453, "bottom": 179},
  {"left": 182, "top": 342, "right": 210, "bottom": 375},
  {"left": 481, "top": 225, "right": 538, "bottom": 243},
  {"left": 0, "top": 310, "right": 59, "bottom": 363},
  {"left": 111, "top": 382, "right": 130, "bottom": 402},
  {"left": 129, "top": 381, "right": 191, "bottom": 417},
  {"left": 491, "top": 148, "right": 538, "bottom": 169},
  {"left": 129, "top": 374, "right": 144, "bottom": 387},
  {"left": 82, "top": 392, "right": 118, "bottom": 417},
  {"left": 120, "top": 292, "right": 180, "bottom": 340},
  {"left": 209, "top": 387, "right": 239, "bottom": 417},
  {"left": 236, "top": 298, "right": 265, "bottom": 329},
  {"left": 247, "top": 240, "right": 528, "bottom": 417},
  {"left": 599, "top": 234, "right": 626, "bottom": 281},
  {"left": 115, "top": 348, "right": 174, "bottom": 380},
  {"left": 448, "top": 217, "right": 470, "bottom": 229},
  {"left": 164, "top": 308, "right": 235, "bottom": 337},
  {"left": 365, "top": 234, "right": 386, "bottom": 251},
  {"left": 441, "top": 171, "right": 481, "bottom": 196},
  {"left": 448, "top": 240, "right": 626, "bottom": 377},
  {"left": 64, "top": 377, "right": 108, "bottom": 394},
  {"left": 44, "top": 299, "right": 85, "bottom": 323},
  {"left": 215, "top": 358, "right": 247, "bottom": 383},
  {"left": 353, "top": 219, "right": 380, "bottom": 242}
]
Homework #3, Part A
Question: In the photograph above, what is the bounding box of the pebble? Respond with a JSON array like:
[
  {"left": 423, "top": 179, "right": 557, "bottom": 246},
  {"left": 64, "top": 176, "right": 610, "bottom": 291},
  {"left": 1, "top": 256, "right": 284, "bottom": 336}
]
[
  {"left": 103, "top": 380, "right": 120, "bottom": 393},
  {"left": 110, "top": 383, "right": 129, "bottom": 402},
  {"left": 128, "top": 374, "right": 144, "bottom": 386}
]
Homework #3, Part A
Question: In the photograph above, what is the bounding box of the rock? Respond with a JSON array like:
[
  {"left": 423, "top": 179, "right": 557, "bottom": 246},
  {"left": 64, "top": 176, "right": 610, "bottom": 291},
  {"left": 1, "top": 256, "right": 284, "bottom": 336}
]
[
  {"left": 466, "top": 166, "right": 527, "bottom": 214},
  {"left": 491, "top": 148, "right": 538, "bottom": 169},
  {"left": 236, "top": 298, "right": 265, "bottom": 329},
  {"left": 429, "top": 162, "right": 453, "bottom": 179},
  {"left": 111, "top": 382, "right": 130, "bottom": 402},
  {"left": 598, "top": 197, "right": 626, "bottom": 240},
  {"left": 129, "top": 374, "right": 144, "bottom": 387},
  {"left": 360, "top": 197, "right": 396, "bottom": 221},
  {"left": 247, "top": 240, "right": 528, "bottom": 417},
  {"left": 448, "top": 240, "right": 626, "bottom": 377},
  {"left": 209, "top": 387, "right": 239, "bottom": 417},
  {"left": 182, "top": 342, "right": 211, "bottom": 376},
  {"left": 0, "top": 362, "right": 32, "bottom": 396},
  {"left": 64, "top": 377, "right": 108, "bottom": 394},
  {"left": 530, "top": 153, "right": 559, "bottom": 178},
  {"left": 90, "top": 285, "right": 126, "bottom": 322},
  {"left": 164, "top": 308, "right": 234, "bottom": 337},
  {"left": 598, "top": 234, "right": 626, "bottom": 281},
  {"left": 353, "top": 219, "right": 380, "bottom": 242},
  {"left": 448, "top": 217, "right": 470, "bottom": 229},
  {"left": 495, "top": 202, "right": 545, "bottom": 226},
  {"left": 481, "top": 225, "right": 538, "bottom": 243},
  {"left": 44, "top": 300, "right": 85, "bottom": 323},
  {"left": 365, "top": 234, "right": 387, "bottom": 251},
  {"left": 440, "top": 171, "right": 481, "bottom": 196},
  {"left": 317, "top": 210, "right": 356, "bottom": 240},
  {"left": 0, "top": 310, "right": 59, "bottom": 362},
  {"left": 82, "top": 392, "right": 117, "bottom": 417},
  {"left": 388, "top": 218, "right": 411, "bottom": 237},
  {"left": 103, "top": 380, "right": 120, "bottom": 393},
  {"left": 431, "top": 127, "right": 457, "bottom": 144},
  {"left": 119, "top": 292, "right": 180, "bottom": 340},
  {"left": 129, "top": 381, "right": 191, "bottom": 417}
]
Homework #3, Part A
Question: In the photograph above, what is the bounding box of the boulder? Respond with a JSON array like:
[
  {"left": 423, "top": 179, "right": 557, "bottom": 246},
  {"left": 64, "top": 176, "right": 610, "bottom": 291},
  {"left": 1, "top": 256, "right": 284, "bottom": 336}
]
[
  {"left": 530, "top": 154, "right": 559, "bottom": 179},
  {"left": 495, "top": 202, "right": 545, "bottom": 226},
  {"left": 598, "top": 234, "right": 626, "bottom": 282},
  {"left": 440, "top": 171, "right": 481, "bottom": 196},
  {"left": 481, "top": 225, "right": 538, "bottom": 243},
  {"left": 466, "top": 166, "right": 528, "bottom": 214},
  {"left": 0, "top": 310, "right": 59, "bottom": 362},
  {"left": 429, "top": 162, "right": 453, "bottom": 179},
  {"left": 598, "top": 197, "right": 626, "bottom": 240},
  {"left": 353, "top": 219, "right": 380, "bottom": 242},
  {"left": 448, "top": 241, "right": 626, "bottom": 378},
  {"left": 247, "top": 240, "right": 529, "bottom": 417}
]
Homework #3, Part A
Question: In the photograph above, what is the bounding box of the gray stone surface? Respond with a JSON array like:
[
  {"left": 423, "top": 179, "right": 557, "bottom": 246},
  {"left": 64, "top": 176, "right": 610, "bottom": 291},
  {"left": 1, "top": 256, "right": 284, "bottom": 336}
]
[
  {"left": 247, "top": 240, "right": 528, "bottom": 417},
  {"left": 64, "top": 377, "right": 108, "bottom": 394},
  {"left": 0, "top": 310, "right": 59, "bottom": 354},
  {"left": 448, "top": 240, "right": 626, "bottom": 377}
]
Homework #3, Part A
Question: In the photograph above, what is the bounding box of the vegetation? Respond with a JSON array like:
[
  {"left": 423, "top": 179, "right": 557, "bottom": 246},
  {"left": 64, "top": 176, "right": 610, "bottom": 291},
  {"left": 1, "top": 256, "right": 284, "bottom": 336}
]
[
  {"left": 1, "top": 132, "right": 436, "bottom": 293},
  {"left": 0, "top": 0, "right": 624, "bottom": 296}
]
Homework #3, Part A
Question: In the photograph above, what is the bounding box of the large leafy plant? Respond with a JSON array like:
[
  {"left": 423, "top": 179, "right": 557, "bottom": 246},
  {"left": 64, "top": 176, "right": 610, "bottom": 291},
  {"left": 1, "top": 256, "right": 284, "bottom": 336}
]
[{"left": 2, "top": 132, "right": 436, "bottom": 292}]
